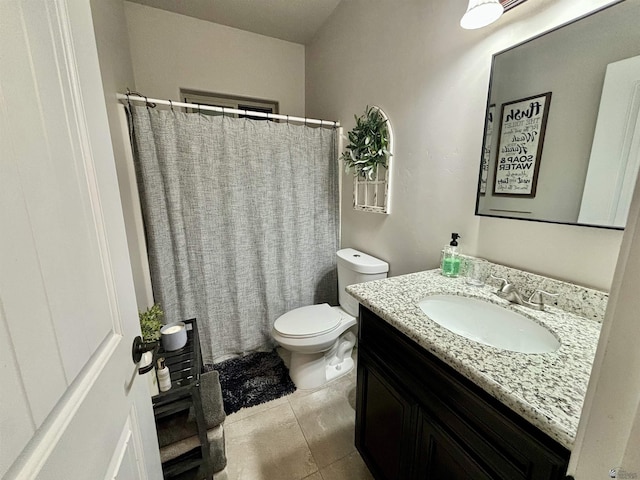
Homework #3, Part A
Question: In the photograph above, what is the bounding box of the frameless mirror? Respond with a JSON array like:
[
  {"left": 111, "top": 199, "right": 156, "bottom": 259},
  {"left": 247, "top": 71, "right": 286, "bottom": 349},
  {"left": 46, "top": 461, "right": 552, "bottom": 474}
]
[{"left": 476, "top": 0, "right": 640, "bottom": 229}]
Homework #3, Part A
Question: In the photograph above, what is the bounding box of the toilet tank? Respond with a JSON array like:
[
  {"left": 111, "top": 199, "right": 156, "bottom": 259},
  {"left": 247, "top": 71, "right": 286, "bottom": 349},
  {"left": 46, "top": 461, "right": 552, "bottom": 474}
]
[{"left": 337, "top": 248, "right": 389, "bottom": 317}]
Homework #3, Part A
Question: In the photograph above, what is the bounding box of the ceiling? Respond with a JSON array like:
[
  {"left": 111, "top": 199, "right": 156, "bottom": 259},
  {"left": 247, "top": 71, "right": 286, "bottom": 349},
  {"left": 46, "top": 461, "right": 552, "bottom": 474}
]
[{"left": 126, "top": 0, "right": 343, "bottom": 45}]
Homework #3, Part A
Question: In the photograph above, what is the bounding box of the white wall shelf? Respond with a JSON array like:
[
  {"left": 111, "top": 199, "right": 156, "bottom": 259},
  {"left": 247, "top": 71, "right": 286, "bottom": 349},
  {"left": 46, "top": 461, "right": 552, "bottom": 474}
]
[{"left": 352, "top": 107, "right": 393, "bottom": 214}]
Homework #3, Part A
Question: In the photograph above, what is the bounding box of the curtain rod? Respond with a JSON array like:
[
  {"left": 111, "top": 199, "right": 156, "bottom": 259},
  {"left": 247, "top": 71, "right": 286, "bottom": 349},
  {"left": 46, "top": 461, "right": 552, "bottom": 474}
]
[{"left": 117, "top": 93, "right": 340, "bottom": 127}]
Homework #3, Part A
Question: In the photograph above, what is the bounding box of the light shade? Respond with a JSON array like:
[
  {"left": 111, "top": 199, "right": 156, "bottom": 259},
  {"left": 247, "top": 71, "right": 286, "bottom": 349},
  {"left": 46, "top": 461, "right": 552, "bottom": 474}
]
[{"left": 460, "top": 0, "right": 504, "bottom": 29}]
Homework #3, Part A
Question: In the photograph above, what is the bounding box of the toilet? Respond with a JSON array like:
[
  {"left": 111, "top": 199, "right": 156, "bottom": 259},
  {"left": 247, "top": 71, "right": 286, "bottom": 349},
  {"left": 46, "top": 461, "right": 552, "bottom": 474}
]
[{"left": 272, "top": 248, "right": 389, "bottom": 389}]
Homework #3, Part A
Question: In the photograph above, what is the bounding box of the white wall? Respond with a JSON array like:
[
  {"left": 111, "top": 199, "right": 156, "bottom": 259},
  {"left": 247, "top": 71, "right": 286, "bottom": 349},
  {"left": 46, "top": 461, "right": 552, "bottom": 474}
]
[
  {"left": 124, "top": 1, "right": 306, "bottom": 117},
  {"left": 306, "top": 0, "right": 622, "bottom": 291}
]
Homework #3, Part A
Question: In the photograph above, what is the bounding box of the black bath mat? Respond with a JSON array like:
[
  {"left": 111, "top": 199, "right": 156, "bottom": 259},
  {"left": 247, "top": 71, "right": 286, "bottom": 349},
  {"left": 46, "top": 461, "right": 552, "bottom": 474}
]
[{"left": 204, "top": 350, "right": 296, "bottom": 415}]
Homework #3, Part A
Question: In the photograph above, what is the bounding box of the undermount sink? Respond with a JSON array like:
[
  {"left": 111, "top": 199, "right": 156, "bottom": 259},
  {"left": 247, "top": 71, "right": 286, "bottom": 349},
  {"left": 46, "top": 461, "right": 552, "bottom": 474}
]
[{"left": 417, "top": 295, "right": 560, "bottom": 354}]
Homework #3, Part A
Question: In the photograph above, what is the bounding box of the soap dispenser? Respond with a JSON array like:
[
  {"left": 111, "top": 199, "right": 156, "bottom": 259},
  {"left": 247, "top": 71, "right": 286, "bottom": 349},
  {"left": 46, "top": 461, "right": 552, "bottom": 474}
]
[{"left": 441, "top": 233, "right": 461, "bottom": 277}]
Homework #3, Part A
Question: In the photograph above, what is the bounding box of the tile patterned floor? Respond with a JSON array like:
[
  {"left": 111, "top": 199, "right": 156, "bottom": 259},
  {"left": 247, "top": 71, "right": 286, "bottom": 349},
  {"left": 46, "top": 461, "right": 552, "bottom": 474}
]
[{"left": 223, "top": 350, "right": 374, "bottom": 480}]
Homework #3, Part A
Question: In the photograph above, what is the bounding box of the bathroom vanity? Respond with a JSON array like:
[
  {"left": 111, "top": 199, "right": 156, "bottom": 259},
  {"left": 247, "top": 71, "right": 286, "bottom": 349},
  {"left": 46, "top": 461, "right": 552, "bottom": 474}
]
[{"left": 348, "top": 266, "right": 605, "bottom": 480}]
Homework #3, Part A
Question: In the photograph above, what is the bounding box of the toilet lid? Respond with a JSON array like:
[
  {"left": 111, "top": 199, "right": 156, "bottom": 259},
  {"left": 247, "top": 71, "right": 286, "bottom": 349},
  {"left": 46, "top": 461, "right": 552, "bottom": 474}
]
[{"left": 273, "top": 303, "right": 341, "bottom": 338}]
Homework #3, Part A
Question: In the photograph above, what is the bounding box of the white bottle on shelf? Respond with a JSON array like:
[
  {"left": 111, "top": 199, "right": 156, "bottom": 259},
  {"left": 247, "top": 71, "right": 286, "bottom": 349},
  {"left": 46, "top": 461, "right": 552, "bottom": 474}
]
[{"left": 157, "top": 358, "right": 172, "bottom": 392}]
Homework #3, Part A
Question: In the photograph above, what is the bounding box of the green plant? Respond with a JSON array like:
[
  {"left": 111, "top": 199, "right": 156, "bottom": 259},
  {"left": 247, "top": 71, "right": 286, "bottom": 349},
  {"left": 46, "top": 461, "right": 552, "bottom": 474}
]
[
  {"left": 341, "top": 106, "right": 392, "bottom": 179},
  {"left": 139, "top": 303, "right": 164, "bottom": 342}
]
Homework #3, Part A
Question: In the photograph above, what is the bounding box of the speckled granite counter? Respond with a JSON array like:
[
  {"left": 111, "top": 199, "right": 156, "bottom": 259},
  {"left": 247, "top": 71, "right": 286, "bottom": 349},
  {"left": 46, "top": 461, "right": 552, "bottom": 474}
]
[{"left": 346, "top": 268, "right": 605, "bottom": 450}]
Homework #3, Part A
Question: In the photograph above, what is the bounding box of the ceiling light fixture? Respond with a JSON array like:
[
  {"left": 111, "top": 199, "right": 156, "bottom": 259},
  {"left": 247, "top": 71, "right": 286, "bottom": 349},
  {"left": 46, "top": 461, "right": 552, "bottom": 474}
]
[{"left": 460, "top": 0, "right": 504, "bottom": 29}]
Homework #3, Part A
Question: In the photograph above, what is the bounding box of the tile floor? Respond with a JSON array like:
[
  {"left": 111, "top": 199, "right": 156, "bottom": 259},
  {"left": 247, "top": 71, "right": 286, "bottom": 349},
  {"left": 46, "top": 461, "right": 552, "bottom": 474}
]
[{"left": 223, "top": 349, "right": 374, "bottom": 480}]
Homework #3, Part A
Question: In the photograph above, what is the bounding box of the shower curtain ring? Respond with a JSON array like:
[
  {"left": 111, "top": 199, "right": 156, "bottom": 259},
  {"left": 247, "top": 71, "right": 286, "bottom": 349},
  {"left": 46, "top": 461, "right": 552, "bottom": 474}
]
[
  {"left": 286, "top": 115, "right": 289, "bottom": 125},
  {"left": 143, "top": 95, "right": 156, "bottom": 109},
  {"left": 221, "top": 106, "right": 225, "bottom": 116},
  {"left": 169, "top": 99, "right": 173, "bottom": 112}
]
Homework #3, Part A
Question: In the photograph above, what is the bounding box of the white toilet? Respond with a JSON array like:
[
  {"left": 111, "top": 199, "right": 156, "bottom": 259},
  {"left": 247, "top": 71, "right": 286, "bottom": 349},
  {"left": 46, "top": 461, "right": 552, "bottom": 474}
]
[{"left": 272, "top": 248, "right": 389, "bottom": 389}]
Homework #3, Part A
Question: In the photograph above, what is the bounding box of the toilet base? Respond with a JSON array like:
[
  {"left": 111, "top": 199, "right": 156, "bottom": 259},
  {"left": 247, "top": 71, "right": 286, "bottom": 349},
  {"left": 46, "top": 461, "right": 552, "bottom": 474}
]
[
  {"left": 289, "top": 332, "right": 356, "bottom": 390},
  {"left": 326, "top": 356, "right": 354, "bottom": 384}
]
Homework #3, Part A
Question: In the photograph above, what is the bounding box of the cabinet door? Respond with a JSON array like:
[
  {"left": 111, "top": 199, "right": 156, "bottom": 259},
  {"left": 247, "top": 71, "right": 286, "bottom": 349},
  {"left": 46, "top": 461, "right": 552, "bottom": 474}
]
[
  {"left": 415, "top": 410, "right": 495, "bottom": 480},
  {"left": 356, "top": 353, "right": 415, "bottom": 480}
]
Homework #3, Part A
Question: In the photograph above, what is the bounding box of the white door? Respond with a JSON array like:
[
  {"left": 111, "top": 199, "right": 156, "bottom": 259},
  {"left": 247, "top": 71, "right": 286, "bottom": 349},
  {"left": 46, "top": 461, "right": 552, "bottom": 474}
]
[
  {"left": 0, "top": 1, "right": 162, "bottom": 478},
  {"left": 579, "top": 54, "right": 640, "bottom": 227}
]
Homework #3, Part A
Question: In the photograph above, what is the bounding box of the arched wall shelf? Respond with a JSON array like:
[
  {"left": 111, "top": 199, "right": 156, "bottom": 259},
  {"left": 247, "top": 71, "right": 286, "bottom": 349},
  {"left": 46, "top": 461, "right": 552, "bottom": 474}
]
[{"left": 352, "top": 106, "right": 393, "bottom": 214}]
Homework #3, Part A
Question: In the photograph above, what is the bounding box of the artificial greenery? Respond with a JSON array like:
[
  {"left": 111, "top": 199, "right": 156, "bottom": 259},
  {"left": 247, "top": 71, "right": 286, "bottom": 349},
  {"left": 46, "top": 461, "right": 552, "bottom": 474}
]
[
  {"left": 139, "top": 303, "right": 164, "bottom": 342},
  {"left": 341, "top": 106, "right": 392, "bottom": 180}
]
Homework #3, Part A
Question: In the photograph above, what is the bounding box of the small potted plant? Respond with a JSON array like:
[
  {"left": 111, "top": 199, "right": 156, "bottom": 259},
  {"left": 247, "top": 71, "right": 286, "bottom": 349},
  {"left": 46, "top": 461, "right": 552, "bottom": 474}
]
[
  {"left": 342, "top": 106, "right": 392, "bottom": 180},
  {"left": 139, "top": 303, "right": 164, "bottom": 342}
]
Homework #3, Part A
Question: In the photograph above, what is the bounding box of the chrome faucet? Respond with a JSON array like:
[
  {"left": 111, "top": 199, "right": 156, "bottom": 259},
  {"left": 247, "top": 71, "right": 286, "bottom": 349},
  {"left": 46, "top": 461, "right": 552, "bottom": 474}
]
[{"left": 490, "top": 275, "right": 558, "bottom": 311}]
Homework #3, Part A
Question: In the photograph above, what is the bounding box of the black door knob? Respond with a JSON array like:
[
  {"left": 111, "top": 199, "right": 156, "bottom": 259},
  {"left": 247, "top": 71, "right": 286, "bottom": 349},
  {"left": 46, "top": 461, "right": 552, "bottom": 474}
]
[{"left": 132, "top": 336, "right": 159, "bottom": 374}]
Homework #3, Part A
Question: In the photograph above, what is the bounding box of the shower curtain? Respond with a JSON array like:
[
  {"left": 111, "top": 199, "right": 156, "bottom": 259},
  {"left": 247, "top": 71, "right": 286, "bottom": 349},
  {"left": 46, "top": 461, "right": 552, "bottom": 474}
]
[{"left": 129, "top": 106, "right": 339, "bottom": 363}]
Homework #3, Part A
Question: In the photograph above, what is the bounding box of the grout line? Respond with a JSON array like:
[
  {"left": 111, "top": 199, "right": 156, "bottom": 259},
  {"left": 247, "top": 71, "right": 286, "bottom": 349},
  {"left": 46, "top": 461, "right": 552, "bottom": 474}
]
[
  {"left": 283, "top": 396, "right": 322, "bottom": 480},
  {"left": 287, "top": 394, "right": 323, "bottom": 472},
  {"left": 300, "top": 470, "right": 323, "bottom": 480},
  {"left": 288, "top": 375, "right": 362, "bottom": 474},
  {"left": 317, "top": 449, "right": 355, "bottom": 472}
]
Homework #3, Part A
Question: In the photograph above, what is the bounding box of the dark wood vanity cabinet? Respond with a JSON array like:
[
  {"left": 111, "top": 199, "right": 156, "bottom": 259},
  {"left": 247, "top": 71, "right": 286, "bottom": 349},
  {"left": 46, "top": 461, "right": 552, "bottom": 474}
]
[
  {"left": 355, "top": 306, "right": 570, "bottom": 480},
  {"left": 356, "top": 356, "right": 415, "bottom": 479}
]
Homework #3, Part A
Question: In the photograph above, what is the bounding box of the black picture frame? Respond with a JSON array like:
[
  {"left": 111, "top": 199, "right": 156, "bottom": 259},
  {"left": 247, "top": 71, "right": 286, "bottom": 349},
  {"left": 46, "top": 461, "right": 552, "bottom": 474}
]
[{"left": 492, "top": 92, "right": 552, "bottom": 197}]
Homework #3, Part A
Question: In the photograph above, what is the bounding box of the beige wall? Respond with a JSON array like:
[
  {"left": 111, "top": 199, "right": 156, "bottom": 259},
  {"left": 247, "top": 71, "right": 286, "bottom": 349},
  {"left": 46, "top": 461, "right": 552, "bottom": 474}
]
[
  {"left": 91, "top": 1, "right": 308, "bottom": 309},
  {"left": 309, "top": 2, "right": 640, "bottom": 474},
  {"left": 91, "top": 0, "right": 154, "bottom": 309},
  {"left": 306, "top": 0, "right": 622, "bottom": 291},
  {"left": 570, "top": 140, "right": 640, "bottom": 477},
  {"left": 479, "top": 6, "right": 640, "bottom": 225},
  {"left": 124, "top": 1, "right": 305, "bottom": 117}
]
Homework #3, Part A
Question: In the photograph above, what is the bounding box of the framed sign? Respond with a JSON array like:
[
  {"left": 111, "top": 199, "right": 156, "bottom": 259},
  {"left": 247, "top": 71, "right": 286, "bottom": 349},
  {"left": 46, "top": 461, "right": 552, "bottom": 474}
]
[
  {"left": 480, "top": 104, "right": 495, "bottom": 195},
  {"left": 493, "top": 92, "right": 552, "bottom": 196}
]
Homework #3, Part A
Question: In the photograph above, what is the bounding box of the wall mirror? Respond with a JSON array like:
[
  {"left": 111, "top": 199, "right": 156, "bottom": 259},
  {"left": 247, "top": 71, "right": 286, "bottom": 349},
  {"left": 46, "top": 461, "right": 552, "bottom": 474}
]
[{"left": 476, "top": 0, "right": 640, "bottom": 229}]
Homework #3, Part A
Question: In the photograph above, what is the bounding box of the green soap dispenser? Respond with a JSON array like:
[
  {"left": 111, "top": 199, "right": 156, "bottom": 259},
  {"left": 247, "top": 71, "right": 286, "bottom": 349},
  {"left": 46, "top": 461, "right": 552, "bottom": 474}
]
[{"left": 441, "top": 233, "right": 461, "bottom": 277}]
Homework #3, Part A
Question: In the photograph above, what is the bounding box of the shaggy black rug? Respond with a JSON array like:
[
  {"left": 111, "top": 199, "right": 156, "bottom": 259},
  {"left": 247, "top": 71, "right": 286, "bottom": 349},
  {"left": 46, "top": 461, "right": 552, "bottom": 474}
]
[{"left": 204, "top": 350, "right": 296, "bottom": 415}]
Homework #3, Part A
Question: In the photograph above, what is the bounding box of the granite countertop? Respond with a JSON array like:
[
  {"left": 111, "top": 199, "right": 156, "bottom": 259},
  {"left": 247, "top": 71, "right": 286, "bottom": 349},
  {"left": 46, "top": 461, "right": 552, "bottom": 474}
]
[{"left": 346, "top": 269, "right": 603, "bottom": 450}]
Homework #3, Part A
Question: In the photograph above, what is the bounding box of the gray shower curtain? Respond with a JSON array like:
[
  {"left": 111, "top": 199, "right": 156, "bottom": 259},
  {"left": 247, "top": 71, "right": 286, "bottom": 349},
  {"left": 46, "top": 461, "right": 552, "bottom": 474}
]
[{"left": 129, "top": 106, "right": 339, "bottom": 363}]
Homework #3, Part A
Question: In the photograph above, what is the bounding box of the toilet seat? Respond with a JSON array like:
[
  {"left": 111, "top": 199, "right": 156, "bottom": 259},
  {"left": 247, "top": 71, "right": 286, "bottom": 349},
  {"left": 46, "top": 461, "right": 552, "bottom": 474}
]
[{"left": 273, "top": 303, "right": 340, "bottom": 338}]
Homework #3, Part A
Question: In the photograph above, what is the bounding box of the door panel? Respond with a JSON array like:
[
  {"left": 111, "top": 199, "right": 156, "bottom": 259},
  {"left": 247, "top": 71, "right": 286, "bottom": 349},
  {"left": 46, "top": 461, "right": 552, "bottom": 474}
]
[
  {"left": 15, "top": 0, "right": 115, "bottom": 383},
  {"left": 356, "top": 353, "right": 415, "bottom": 480},
  {"left": 108, "top": 411, "right": 150, "bottom": 480},
  {"left": 0, "top": 302, "right": 35, "bottom": 473},
  {"left": 0, "top": 71, "right": 69, "bottom": 425},
  {"left": 108, "top": 423, "right": 138, "bottom": 480},
  {"left": 416, "top": 411, "right": 494, "bottom": 480},
  {"left": 579, "top": 54, "right": 640, "bottom": 227},
  {"left": 0, "top": 0, "right": 162, "bottom": 478}
]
